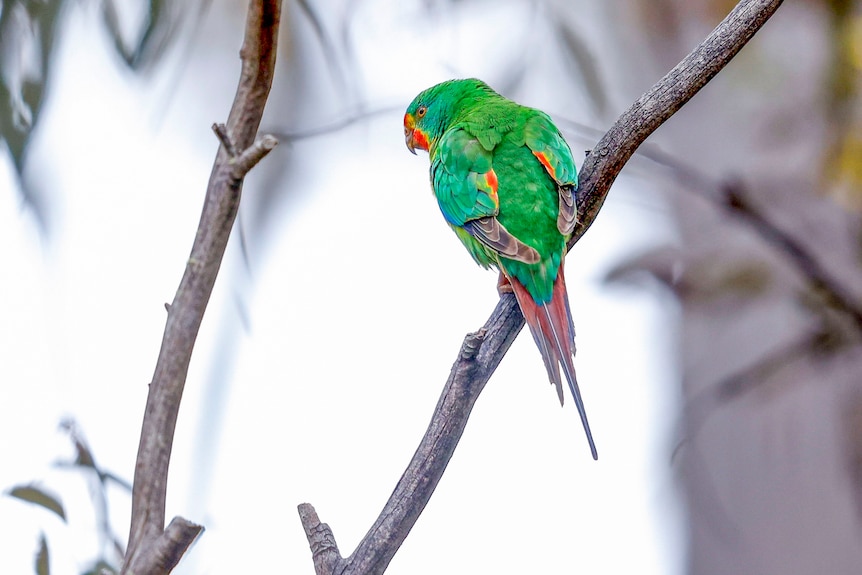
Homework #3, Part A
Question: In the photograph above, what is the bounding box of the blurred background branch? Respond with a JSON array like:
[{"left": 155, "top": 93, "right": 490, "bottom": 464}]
[{"left": 0, "top": 0, "right": 189, "bottom": 234}]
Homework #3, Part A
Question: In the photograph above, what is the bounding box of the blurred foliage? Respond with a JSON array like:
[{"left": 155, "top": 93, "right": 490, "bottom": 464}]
[
  {"left": 100, "top": 0, "right": 180, "bottom": 70},
  {"left": 741, "top": 0, "right": 862, "bottom": 209},
  {"left": 0, "top": 0, "right": 609, "bottom": 241},
  {"left": 35, "top": 533, "right": 49, "bottom": 575},
  {"left": 0, "top": 0, "right": 65, "bottom": 231},
  {"left": 0, "top": 0, "right": 184, "bottom": 233},
  {"left": 8, "top": 484, "right": 67, "bottom": 522},
  {"left": 4, "top": 419, "right": 129, "bottom": 575},
  {"left": 823, "top": 0, "right": 862, "bottom": 209}
]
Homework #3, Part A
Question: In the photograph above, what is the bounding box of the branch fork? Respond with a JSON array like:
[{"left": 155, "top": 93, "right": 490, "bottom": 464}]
[{"left": 213, "top": 122, "right": 278, "bottom": 180}]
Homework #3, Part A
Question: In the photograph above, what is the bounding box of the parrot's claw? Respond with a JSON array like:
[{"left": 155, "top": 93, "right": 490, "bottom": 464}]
[{"left": 497, "top": 273, "right": 514, "bottom": 295}]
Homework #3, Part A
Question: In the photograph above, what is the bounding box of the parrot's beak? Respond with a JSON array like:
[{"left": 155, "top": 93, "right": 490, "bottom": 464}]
[
  {"left": 405, "top": 128, "right": 417, "bottom": 154},
  {"left": 404, "top": 113, "right": 417, "bottom": 154}
]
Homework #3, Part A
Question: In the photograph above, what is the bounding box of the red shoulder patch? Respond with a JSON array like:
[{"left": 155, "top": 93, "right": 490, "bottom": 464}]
[
  {"left": 533, "top": 150, "right": 556, "bottom": 180},
  {"left": 480, "top": 168, "right": 499, "bottom": 206},
  {"left": 486, "top": 167, "right": 498, "bottom": 193}
]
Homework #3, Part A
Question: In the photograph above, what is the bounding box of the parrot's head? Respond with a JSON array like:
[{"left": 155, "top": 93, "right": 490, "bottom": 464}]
[{"left": 404, "top": 78, "right": 495, "bottom": 155}]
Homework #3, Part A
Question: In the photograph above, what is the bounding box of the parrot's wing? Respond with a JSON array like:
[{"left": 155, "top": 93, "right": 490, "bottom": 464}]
[
  {"left": 433, "top": 128, "right": 498, "bottom": 226},
  {"left": 463, "top": 217, "right": 539, "bottom": 264},
  {"left": 433, "top": 127, "right": 539, "bottom": 265},
  {"left": 523, "top": 112, "right": 579, "bottom": 236}
]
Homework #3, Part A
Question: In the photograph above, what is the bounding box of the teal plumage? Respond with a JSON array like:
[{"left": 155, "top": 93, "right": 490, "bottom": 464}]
[{"left": 405, "top": 78, "right": 596, "bottom": 460}]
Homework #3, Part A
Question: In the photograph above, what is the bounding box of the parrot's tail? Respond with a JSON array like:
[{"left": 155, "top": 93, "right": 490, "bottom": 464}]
[{"left": 509, "top": 271, "right": 598, "bottom": 460}]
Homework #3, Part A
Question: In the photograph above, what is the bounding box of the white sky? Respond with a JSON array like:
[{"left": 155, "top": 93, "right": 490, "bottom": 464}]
[{"left": 0, "top": 1, "right": 684, "bottom": 574}]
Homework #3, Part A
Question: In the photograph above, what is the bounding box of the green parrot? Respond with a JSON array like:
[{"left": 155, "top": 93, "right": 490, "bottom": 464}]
[{"left": 404, "top": 78, "right": 597, "bottom": 460}]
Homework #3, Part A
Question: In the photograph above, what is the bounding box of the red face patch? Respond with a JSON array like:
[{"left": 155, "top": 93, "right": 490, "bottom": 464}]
[
  {"left": 404, "top": 113, "right": 430, "bottom": 152},
  {"left": 411, "top": 128, "right": 430, "bottom": 151}
]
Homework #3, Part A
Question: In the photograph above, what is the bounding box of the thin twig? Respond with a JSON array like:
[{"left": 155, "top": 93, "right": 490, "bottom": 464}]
[
  {"left": 212, "top": 123, "right": 237, "bottom": 157},
  {"left": 121, "top": 1, "right": 281, "bottom": 574},
  {"left": 297, "top": 1, "right": 785, "bottom": 574}
]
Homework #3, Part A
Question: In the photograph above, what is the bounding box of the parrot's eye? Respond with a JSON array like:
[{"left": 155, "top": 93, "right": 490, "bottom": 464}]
[{"left": 416, "top": 105, "right": 427, "bottom": 118}]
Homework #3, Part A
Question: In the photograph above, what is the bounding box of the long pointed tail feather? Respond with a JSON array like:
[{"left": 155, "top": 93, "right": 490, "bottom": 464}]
[
  {"left": 541, "top": 304, "right": 598, "bottom": 460},
  {"left": 509, "top": 272, "right": 598, "bottom": 460}
]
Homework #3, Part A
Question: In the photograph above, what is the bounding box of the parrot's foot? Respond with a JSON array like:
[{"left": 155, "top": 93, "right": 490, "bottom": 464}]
[{"left": 497, "top": 273, "right": 514, "bottom": 295}]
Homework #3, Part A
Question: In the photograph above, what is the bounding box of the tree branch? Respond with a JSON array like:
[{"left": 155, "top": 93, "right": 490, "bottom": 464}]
[
  {"left": 570, "top": 0, "right": 784, "bottom": 247},
  {"left": 298, "top": 0, "right": 784, "bottom": 573},
  {"left": 121, "top": 2, "right": 281, "bottom": 574}
]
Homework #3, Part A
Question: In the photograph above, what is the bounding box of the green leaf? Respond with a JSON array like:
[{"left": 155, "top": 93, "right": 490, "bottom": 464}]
[
  {"left": 35, "top": 532, "right": 49, "bottom": 575},
  {"left": 7, "top": 484, "right": 66, "bottom": 522}
]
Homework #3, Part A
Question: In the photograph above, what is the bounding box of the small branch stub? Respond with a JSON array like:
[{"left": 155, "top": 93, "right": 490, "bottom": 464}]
[
  {"left": 298, "top": 503, "right": 342, "bottom": 575},
  {"left": 212, "top": 123, "right": 278, "bottom": 180},
  {"left": 158, "top": 518, "right": 204, "bottom": 572},
  {"left": 234, "top": 134, "right": 278, "bottom": 177},
  {"left": 460, "top": 328, "right": 486, "bottom": 360},
  {"left": 213, "top": 123, "right": 237, "bottom": 157}
]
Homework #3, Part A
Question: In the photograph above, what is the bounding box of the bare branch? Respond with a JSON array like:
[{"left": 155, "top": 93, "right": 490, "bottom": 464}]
[
  {"left": 571, "top": 0, "right": 784, "bottom": 246},
  {"left": 298, "top": 0, "right": 785, "bottom": 573},
  {"left": 121, "top": 1, "right": 281, "bottom": 574}
]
